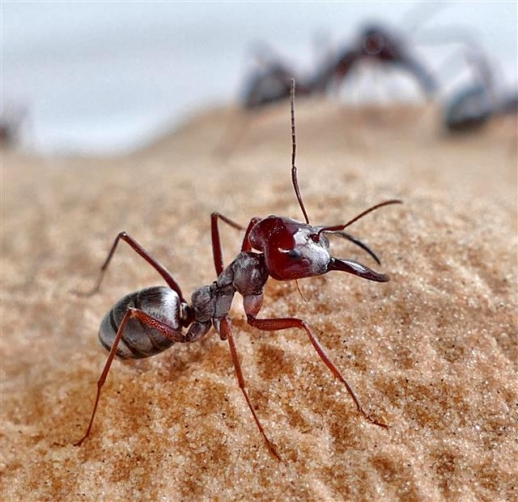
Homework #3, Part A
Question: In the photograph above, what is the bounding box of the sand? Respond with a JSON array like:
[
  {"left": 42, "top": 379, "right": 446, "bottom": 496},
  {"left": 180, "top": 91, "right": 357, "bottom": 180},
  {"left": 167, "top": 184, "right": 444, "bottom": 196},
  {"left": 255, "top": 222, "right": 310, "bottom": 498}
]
[{"left": 1, "top": 100, "right": 517, "bottom": 501}]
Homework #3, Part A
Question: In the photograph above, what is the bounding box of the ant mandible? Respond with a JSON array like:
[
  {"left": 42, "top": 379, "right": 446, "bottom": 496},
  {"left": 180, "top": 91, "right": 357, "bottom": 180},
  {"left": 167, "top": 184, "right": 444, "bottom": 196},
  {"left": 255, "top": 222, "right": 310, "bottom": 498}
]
[{"left": 74, "top": 80, "right": 401, "bottom": 460}]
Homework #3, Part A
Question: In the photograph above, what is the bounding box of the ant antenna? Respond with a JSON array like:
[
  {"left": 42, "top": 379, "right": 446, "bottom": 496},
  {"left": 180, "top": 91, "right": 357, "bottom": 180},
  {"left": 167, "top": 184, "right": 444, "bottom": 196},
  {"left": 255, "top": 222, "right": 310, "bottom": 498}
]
[
  {"left": 290, "top": 79, "right": 310, "bottom": 224},
  {"left": 317, "top": 199, "right": 402, "bottom": 238}
]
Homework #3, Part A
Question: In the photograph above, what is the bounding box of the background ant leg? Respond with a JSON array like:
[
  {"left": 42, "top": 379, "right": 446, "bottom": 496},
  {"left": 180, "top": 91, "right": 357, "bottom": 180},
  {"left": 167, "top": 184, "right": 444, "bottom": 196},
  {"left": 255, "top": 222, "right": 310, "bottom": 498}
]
[
  {"left": 78, "top": 231, "right": 186, "bottom": 302},
  {"left": 217, "top": 315, "right": 281, "bottom": 461},
  {"left": 210, "top": 212, "right": 246, "bottom": 275},
  {"left": 243, "top": 295, "right": 387, "bottom": 429},
  {"left": 398, "top": 56, "right": 438, "bottom": 98},
  {"left": 75, "top": 307, "right": 186, "bottom": 447}
]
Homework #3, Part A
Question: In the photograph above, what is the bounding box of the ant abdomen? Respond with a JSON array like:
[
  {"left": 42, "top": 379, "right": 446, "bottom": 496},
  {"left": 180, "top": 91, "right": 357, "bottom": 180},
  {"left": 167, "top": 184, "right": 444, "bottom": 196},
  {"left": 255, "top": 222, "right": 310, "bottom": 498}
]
[{"left": 99, "top": 286, "right": 182, "bottom": 359}]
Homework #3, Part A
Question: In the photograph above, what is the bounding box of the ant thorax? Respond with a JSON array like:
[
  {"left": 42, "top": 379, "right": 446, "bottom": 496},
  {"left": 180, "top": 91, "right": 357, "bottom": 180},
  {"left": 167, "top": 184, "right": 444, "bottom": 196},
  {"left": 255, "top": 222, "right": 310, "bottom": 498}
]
[
  {"left": 217, "top": 252, "right": 269, "bottom": 297},
  {"left": 190, "top": 252, "right": 269, "bottom": 328}
]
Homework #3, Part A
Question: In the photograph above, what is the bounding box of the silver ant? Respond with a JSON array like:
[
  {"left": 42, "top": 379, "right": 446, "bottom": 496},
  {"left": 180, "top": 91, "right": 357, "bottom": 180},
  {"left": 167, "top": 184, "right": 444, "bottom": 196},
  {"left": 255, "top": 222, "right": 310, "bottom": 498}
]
[
  {"left": 241, "top": 22, "right": 438, "bottom": 111},
  {"left": 75, "top": 80, "right": 401, "bottom": 460}
]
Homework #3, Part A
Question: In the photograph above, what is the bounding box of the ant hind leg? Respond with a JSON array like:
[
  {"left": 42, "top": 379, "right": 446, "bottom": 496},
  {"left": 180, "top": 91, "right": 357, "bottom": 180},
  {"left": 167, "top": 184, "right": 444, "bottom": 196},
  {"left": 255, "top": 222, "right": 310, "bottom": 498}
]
[{"left": 74, "top": 307, "right": 185, "bottom": 446}]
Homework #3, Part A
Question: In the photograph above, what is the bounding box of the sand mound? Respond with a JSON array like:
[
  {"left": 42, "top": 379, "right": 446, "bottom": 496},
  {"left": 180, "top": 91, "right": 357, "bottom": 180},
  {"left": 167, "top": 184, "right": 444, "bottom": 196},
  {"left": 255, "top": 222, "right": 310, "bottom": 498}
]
[{"left": 1, "top": 101, "right": 517, "bottom": 501}]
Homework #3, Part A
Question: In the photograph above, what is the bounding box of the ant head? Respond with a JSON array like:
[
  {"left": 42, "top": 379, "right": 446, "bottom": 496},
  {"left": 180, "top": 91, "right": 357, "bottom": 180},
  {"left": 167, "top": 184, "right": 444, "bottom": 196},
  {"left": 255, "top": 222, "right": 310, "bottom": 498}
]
[
  {"left": 254, "top": 80, "right": 400, "bottom": 283},
  {"left": 362, "top": 26, "right": 386, "bottom": 56},
  {"left": 249, "top": 216, "right": 331, "bottom": 281},
  {"left": 249, "top": 216, "right": 392, "bottom": 283}
]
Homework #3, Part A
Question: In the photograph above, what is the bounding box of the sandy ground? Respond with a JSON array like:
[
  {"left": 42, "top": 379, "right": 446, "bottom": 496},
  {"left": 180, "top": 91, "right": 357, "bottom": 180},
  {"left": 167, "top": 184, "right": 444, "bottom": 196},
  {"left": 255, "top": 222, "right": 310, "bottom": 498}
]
[{"left": 1, "top": 100, "right": 517, "bottom": 501}]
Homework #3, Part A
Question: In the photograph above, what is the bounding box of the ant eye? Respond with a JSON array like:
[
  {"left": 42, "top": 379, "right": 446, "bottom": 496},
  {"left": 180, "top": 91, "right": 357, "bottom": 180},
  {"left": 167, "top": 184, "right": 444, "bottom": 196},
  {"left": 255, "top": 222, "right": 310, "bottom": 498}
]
[{"left": 287, "top": 249, "right": 303, "bottom": 259}]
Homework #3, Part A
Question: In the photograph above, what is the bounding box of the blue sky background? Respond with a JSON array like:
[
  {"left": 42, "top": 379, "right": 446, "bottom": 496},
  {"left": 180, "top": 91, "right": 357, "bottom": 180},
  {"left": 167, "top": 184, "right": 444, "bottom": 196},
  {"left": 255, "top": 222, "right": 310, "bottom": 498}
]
[{"left": 2, "top": 1, "right": 517, "bottom": 154}]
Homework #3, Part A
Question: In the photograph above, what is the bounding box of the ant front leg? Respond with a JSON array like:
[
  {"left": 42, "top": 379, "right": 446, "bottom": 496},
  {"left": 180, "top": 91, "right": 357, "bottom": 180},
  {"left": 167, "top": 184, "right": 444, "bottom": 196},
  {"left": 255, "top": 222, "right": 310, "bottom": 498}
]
[
  {"left": 240, "top": 217, "right": 263, "bottom": 253},
  {"left": 243, "top": 294, "right": 388, "bottom": 429},
  {"left": 210, "top": 212, "right": 246, "bottom": 275},
  {"left": 74, "top": 307, "right": 186, "bottom": 446},
  {"left": 78, "top": 231, "right": 186, "bottom": 302}
]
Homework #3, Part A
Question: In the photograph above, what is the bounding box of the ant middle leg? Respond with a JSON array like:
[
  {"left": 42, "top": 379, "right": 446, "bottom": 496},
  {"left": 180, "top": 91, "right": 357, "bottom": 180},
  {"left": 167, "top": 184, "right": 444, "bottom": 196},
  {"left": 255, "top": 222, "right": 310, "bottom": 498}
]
[
  {"left": 77, "top": 231, "right": 186, "bottom": 302},
  {"left": 243, "top": 295, "right": 388, "bottom": 429}
]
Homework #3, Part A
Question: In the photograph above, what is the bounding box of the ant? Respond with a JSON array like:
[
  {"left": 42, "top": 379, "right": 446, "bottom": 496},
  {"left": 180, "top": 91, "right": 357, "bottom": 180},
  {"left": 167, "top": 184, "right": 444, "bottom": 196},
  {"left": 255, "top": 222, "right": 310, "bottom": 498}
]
[
  {"left": 241, "top": 23, "right": 437, "bottom": 112},
  {"left": 0, "top": 103, "right": 27, "bottom": 149},
  {"left": 75, "top": 80, "right": 401, "bottom": 459}
]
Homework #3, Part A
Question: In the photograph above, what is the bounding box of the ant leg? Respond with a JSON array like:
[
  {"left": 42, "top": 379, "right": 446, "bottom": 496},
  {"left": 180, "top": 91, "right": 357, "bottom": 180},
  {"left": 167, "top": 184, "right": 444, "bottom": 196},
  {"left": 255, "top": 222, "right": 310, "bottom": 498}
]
[
  {"left": 211, "top": 212, "right": 263, "bottom": 259},
  {"left": 401, "top": 56, "right": 438, "bottom": 98},
  {"left": 210, "top": 212, "right": 246, "bottom": 275},
  {"left": 218, "top": 315, "right": 281, "bottom": 461},
  {"left": 240, "top": 217, "right": 262, "bottom": 252},
  {"left": 74, "top": 307, "right": 185, "bottom": 446},
  {"left": 77, "top": 232, "right": 186, "bottom": 302},
  {"left": 243, "top": 296, "right": 387, "bottom": 429}
]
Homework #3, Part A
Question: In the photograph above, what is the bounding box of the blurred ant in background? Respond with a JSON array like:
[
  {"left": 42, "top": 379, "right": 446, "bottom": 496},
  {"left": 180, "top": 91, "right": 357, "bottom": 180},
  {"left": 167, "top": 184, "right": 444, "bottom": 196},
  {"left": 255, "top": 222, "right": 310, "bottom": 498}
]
[
  {"left": 241, "top": 22, "right": 437, "bottom": 111},
  {"left": 0, "top": 102, "right": 28, "bottom": 150},
  {"left": 443, "top": 44, "right": 517, "bottom": 133},
  {"left": 224, "top": 4, "right": 516, "bottom": 154},
  {"left": 316, "top": 23, "right": 438, "bottom": 100},
  {"left": 219, "top": 21, "right": 437, "bottom": 157}
]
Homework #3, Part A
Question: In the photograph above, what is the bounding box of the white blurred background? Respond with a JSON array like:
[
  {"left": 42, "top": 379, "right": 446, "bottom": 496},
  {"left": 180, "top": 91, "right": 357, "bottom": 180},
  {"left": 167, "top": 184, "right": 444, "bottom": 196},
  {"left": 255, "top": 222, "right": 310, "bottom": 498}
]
[{"left": 2, "top": 1, "right": 517, "bottom": 155}]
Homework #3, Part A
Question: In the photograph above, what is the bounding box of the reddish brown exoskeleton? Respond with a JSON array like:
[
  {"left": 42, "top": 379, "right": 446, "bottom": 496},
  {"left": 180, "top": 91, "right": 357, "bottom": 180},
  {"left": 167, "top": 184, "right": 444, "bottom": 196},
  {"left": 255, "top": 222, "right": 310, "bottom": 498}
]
[{"left": 75, "top": 81, "right": 401, "bottom": 459}]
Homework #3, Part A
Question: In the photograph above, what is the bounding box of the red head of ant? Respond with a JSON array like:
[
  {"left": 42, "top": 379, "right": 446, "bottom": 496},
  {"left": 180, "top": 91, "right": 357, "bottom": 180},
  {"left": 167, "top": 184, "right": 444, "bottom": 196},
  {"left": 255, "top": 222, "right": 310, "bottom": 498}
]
[
  {"left": 248, "top": 79, "right": 400, "bottom": 283},
  {"left": 249, "top": 216, "right": 332, "bottom": 280}
]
